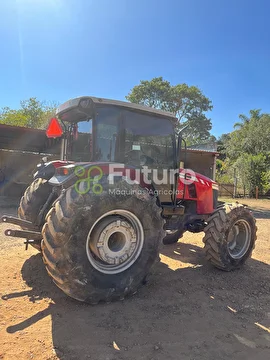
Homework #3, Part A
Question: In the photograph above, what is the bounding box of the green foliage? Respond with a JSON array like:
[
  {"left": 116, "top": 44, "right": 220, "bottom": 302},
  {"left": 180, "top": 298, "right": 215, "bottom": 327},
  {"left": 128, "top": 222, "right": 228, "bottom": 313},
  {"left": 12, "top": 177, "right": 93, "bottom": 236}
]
[
  {"left": 0, "top": 97, "right": 57, "bottom": 129},
  {"left": 227, "top": 111, "right": 270, "bottom": 160},
  {"left": 233, "top": 109, "right": 262, "bottom": 129},
  {"left": 234, "top": 154, "right": 270, "bottom": 196},
  {"left": 262, "top": 170, "right": 270, "bottom": 193},
  {"left": 218, "top": 109, "right": 270, "bottom": 196},
  {"left": 0, "top": 107, "right": 28, "bottom": 127},
  {"left": 215, "top": 159, "right": 234, "bottom": 184},
  {"left": 126, "top": 77, "right": 213, "bottom": 144},
  {"left": 216, "top": 133, "right": 230, "bottom": 161},
  {"left": 247, "top": 154, "right": 270, "bottom": 195}
]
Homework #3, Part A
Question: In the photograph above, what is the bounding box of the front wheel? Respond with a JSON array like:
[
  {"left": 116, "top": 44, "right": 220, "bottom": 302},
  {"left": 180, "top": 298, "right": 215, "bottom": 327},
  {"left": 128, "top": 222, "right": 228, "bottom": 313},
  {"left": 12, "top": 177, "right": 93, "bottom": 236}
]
[
  {"left": 163, "top": 229, "right": 185, "bottom": 245},
  {"left": 203, "top": 203, "right": 257, "bottom": 271},
  {"left": 41, "top": 181, "right": 165, "bottom": 304}
]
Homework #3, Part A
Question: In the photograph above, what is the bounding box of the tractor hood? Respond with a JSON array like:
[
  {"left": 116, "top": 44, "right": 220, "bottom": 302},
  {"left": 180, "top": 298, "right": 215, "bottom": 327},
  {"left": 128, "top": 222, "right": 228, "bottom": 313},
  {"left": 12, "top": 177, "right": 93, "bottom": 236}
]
[
  {"left": 195, "top": 171, "right": 219, "bottom": 191},
  {"left": 194, "top": 171, "right": 218, "bottom": 187}
]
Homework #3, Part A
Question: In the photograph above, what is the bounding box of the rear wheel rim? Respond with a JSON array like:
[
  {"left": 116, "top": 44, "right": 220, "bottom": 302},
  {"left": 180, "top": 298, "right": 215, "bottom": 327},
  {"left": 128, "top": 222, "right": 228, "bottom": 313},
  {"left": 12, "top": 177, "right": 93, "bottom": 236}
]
[
  {"left": 86, "top": 210, "right": 144, "bottom": 274},
  {"left": 227, "top": 219, "right": 251, "bottom": 259}
]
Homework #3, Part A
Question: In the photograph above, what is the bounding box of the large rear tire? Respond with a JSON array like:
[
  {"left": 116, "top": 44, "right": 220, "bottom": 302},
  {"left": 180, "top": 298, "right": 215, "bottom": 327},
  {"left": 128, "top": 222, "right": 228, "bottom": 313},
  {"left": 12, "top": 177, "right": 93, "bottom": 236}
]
[
  {"left": 41, "top": 181, "right": 165, "bottom": 304},
  {"left": 203, "top": 203, "right": 257, "bottom": 271},
  {"left": 18, "top": 178, "right": 52, "bottom": 251}
]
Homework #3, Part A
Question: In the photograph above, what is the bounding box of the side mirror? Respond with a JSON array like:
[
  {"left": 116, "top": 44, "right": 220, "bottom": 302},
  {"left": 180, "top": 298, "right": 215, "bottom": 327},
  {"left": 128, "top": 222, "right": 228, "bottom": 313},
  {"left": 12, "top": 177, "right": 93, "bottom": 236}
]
[
  {"left": 41, "top": 156, "right": 48, "bottom": 164},
  {"left": 176, "top": 134, "right": 182, "bottom": 168},
  {"left": 176, "top": 124, "right": 189, "bottom": 169}
]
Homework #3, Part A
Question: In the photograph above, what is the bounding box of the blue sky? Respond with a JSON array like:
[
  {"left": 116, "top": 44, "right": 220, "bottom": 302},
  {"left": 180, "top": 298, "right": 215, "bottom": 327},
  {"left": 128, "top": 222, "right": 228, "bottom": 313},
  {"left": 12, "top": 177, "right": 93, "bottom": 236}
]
[{"left": 1, "top": 0, "right": 270, "bottom": 137}]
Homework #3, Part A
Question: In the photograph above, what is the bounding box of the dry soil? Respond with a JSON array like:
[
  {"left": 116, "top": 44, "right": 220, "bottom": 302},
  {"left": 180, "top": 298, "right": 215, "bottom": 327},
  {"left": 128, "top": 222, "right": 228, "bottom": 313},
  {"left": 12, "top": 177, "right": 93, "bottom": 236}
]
[{"left": 0, "top": 197, "right": 270, "bottom": 360}]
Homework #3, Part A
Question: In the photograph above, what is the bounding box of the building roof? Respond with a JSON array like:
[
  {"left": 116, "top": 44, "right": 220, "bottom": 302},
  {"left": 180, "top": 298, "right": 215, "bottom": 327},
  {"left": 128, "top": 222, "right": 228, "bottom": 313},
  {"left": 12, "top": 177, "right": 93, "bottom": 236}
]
[
  {"left": 187, "top": 142, "right": 219, "bottom": 154},
  {"left": 186, "top": 148, "right": 219, "bottom": 155}
]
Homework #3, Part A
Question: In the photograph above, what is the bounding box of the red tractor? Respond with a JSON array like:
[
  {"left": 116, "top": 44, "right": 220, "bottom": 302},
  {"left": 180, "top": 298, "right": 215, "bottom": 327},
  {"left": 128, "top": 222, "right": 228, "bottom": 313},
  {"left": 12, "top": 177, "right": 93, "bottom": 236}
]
[{"left": 2, "top": 97, "right": 257, "bottom": 304}]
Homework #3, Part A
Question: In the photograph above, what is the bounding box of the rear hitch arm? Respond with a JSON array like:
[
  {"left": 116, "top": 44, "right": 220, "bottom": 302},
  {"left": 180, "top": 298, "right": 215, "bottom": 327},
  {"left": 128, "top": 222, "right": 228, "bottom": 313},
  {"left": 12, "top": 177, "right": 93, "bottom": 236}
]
[
  {"left": 4, "top": 229, "right": 42, "bottom": 241},
  {"left": 1, "top": 216, "right": 42, "bottom": 250},
  {"left": 1, "top": 216, "right": 38, "bottom": 231}
]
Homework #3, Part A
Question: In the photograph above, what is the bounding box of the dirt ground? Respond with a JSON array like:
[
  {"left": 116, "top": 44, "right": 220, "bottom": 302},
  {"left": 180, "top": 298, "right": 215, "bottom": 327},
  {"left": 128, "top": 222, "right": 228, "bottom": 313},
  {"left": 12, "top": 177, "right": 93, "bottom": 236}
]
[{"left": 0, "top": 197, "right": 270, "bottom": 360}]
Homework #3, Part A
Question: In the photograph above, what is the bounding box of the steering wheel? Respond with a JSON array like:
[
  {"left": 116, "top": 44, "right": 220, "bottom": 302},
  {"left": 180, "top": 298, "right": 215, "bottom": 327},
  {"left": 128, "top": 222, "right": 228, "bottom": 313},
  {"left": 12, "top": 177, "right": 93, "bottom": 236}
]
[
  {"left": 139, "top": 154, "right": 154, "bottom": 166},
  {"left": 125, "top": 150, "right": 154, "bottom": 166}
]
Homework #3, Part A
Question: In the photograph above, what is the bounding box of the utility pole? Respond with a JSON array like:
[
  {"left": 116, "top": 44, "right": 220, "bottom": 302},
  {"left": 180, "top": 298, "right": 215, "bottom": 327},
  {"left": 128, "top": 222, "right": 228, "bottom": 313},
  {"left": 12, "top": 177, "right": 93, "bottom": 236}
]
[
  {"left": 255, "top": 186, "right": 259, "bottom": 200},
  {"left": 233, "top": 168, "right": 237, "bottom": 198}
]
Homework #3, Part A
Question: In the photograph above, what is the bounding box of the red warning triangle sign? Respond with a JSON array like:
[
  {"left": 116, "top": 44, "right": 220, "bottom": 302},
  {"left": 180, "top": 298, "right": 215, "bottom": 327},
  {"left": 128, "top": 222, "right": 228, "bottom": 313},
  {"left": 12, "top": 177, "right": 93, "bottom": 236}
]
[{"left": 46, "top": 118, "right": 63, "bottom": 138}]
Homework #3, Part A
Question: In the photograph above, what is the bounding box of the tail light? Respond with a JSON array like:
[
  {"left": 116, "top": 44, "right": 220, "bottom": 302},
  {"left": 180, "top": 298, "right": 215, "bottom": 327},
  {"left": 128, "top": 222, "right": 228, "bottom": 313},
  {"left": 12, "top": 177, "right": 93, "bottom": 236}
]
[{"left": 56, "top": 165, "right": 75, "bottom": 176}]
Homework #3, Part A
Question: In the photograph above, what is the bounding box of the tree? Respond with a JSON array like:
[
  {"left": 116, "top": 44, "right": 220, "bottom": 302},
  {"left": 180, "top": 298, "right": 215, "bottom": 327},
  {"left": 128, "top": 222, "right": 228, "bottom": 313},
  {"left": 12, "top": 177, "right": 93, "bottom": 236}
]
[
  {"left": 126, "top": 77, "right": 213, "bottom": 144},
  {"left": 215, "top": 159, "right": 234, "bottom": 184},
  {"left": 233, "top": 109, "right": 262, "bottom": 129},
  {"left": 216, "top": 133, "right": 230, "bottom": 161},
  {"left": 227, "top": 112, "right": 270, "bottom": 160},
  {"left": 0, "top": 97, "right": 57, "bottom": 129},
  {"left": 0, "top": 107, "right": 28, "bottom": 127},
  {"left": 220, "top": 110, "right": 270, "bottom": 196},
  {"left": 234, "top": 154, "right": 270, "bottom": 196}
]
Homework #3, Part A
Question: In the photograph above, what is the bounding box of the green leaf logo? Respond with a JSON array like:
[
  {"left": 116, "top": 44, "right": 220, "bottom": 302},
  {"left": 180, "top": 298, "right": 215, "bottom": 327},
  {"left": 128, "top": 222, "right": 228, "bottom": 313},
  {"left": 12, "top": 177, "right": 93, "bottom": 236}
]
[{"left": 74, "top": 166, "right": 103, "bottom": 195}]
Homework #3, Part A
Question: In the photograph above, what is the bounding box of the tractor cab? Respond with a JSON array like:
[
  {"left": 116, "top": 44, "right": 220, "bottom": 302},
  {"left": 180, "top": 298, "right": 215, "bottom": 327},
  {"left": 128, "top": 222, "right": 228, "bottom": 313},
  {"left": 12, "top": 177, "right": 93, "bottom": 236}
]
[
  {"left": 48, "top": 96, "right": 177, "bottom": 168},
  {"left": 45, "top": 96, "right": 179, "bottom": 205}
]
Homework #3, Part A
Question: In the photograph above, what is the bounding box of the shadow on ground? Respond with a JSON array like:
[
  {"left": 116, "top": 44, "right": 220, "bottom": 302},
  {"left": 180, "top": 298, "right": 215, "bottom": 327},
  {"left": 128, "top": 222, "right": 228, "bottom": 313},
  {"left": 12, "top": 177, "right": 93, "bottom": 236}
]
[
  {"left": 2, "top": 241, "right": 270, "bottom": 360},
  {"left": 249, "top": 208, "right": 270, "bottom": 220}
]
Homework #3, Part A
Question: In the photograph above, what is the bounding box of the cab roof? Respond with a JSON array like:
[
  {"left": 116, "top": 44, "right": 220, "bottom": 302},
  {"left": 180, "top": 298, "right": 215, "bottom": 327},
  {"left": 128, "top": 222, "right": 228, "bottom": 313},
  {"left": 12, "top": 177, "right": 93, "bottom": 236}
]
[{"left": 56, "top": 96, "right": 177, "bottom": 122}]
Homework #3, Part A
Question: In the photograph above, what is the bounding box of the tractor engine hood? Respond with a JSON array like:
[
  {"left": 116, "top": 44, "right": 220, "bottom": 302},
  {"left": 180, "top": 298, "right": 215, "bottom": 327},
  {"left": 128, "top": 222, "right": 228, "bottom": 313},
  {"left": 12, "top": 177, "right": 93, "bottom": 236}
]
[
  {"left": 178, "top": 169, "right": 218, "bottom": 190},
  {"left": 194, "top": 171, "right": 218, "bottom": 189}
]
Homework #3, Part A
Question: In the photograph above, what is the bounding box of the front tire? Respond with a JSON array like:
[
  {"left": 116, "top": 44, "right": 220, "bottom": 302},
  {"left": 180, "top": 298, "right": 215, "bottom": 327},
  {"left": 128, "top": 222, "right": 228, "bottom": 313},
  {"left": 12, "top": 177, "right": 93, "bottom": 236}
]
[
  {"left": 41, "top": 181, "right": 165, "bottom": 304},
  {"left": 163, "top": 229, "right": 185, "bottom": 245},
  {"left": 203, "top": 203, "right": 257, "bottom": 271}
]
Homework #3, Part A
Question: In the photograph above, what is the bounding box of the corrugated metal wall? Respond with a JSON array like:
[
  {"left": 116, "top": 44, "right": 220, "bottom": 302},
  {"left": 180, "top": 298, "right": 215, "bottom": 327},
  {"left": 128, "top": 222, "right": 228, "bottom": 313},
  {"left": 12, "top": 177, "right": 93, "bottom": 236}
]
[
  {"left": 180, "top": 151, "right": 216, "bottom": 180},
  {"left": 0, "top": 124, "right": 61, "bottom": 195}
]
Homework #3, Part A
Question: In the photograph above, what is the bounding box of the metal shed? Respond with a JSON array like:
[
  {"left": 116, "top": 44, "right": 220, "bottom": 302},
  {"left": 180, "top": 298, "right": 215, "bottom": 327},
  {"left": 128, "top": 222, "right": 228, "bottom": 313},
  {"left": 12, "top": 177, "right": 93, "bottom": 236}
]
[{"left": 180, "top": 143, "right": 219, "bottom": 180}]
